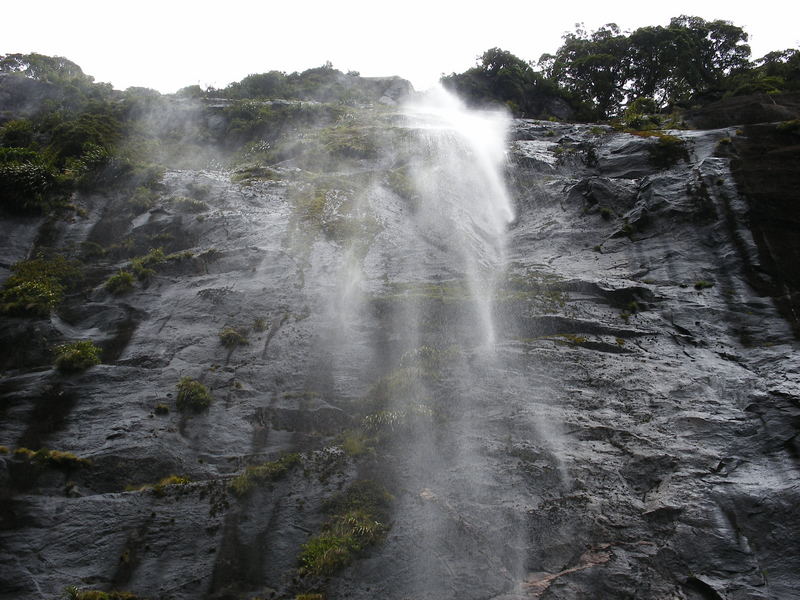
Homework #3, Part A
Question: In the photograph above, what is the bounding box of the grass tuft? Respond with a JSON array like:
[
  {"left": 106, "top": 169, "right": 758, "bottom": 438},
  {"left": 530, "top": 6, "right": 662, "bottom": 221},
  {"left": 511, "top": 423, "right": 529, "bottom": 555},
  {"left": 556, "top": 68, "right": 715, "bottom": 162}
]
[{"left": 298, "top": 480, "right": 392, "bottom": 576}]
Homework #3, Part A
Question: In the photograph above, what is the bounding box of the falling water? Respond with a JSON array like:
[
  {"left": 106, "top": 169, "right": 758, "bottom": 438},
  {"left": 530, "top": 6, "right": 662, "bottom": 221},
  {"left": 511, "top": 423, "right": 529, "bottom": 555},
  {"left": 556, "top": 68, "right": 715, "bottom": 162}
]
[
  {"left": 314, "top": 86, "right": 524, "bottom": 599},
  {"left": 401, "top": 86, "right": 515, "bottom": 348},
  {"left": 365, "top": 87, "right": 523, "bottom": 599}
]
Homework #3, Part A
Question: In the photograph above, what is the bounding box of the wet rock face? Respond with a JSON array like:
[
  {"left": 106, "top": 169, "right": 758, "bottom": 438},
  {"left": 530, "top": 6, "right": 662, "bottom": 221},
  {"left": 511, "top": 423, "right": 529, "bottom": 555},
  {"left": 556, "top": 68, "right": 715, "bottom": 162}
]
[
  {"left": 1, "top": 113, "right": 800, "bottom": 600},
  {"left": 726, "top": 122, "right": 800, "bottom": 336}
]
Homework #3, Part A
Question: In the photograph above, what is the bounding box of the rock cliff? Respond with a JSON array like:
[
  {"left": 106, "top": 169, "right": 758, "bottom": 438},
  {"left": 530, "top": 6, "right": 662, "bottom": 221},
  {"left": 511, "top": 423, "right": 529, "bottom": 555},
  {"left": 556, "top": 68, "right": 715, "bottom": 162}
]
[{"left": 1, "top": 97, "right": 799, "bottom": 600}]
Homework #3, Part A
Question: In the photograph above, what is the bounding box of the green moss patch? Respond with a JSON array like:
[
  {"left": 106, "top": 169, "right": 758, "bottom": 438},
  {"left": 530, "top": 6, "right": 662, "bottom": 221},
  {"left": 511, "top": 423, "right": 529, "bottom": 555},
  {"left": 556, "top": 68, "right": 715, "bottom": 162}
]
[
  {"left": 130, "top": 247, "right": 166, "bottom": 280},
  {"left": 626, "top": 130, "right": 689, "bottom": 169},
  {"left": 385, "top": 167, "right": 419, "bottom": 208},
  {"left": 125, "top": 474, "right": 191, "bottom": 496},
  {"left": 229, "top": 452, "right": 301, "bottom": 497},
  {"left": 14, "top": 447, "right": 91, "bottom": 469}
]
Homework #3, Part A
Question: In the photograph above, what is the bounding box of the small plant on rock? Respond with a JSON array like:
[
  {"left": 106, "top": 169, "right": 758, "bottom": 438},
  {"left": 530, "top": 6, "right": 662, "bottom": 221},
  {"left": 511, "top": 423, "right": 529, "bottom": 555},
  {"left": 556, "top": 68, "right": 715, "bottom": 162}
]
[
  {"left": 219, "top": 326, "right": 249, "bottom": 349},
  {"left": 128, "top": 186, "right": 157, "bottom": 214},
  {"left": 298, "top": 480, "right": 393, "bottom": 576},
  {"left": 104, "top": 270, "right": 135, "bottom": 295},
  {"left": 776, "top": 119, "right": 800, "bottom": 134},
  {"left": 186, "top": 181, "right": 211, "bottom": 199},
  {"left": 130, "top": 248, "right": 166, "bottom": 280},
  {"left": 54, "top": 340, "right": 102, "bottom": 373},
  {"left": 15, "top": 447, "right": 90, "bottom": 469},
  {"left": 340, "top": 430, "right": 374, "bottom": 457},
  {"left": 153, "top": 474, "right": 191, "bottom": 496},
  {"left": 64, "top": 586, "right": 141, "bottom": 599},
  {"left": 126, "top": 475, "right": 191, "bottom": 495},
  {"left": 621, "top": 220, "right": 635, "bottom": 238},
  {"left": 647, "top": 134, "right": 689, "bottom": 169},
  {"left": 229, "top": 453, "right": 301, "bottom": 497},
  {"left": 176, "top": 377, "right": 213, "bottom": 412},
  {"left": 171, "top": 196, "right": 209, "bottom": 213}
]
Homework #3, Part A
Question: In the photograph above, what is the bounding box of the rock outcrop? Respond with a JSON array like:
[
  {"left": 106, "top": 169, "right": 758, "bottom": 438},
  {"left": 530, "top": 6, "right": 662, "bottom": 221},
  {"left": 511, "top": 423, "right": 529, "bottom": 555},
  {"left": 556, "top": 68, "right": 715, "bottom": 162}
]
[{"left": 684, "top": 92, "right": 800, "bottom": 129}]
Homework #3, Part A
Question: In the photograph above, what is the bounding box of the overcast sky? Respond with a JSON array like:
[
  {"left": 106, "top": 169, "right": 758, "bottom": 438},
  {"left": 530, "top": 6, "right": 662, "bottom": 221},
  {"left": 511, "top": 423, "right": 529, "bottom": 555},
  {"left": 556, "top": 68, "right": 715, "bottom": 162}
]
[{"left": 4, "top": 1, "right": 799, "bottom": 93}]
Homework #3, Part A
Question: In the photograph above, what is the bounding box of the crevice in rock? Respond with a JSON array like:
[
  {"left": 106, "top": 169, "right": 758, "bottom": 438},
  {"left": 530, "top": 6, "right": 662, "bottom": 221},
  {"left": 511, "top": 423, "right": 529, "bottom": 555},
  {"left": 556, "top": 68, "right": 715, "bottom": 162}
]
[{"left": 683, "top": 576, "right": 726, "bottom": 600}]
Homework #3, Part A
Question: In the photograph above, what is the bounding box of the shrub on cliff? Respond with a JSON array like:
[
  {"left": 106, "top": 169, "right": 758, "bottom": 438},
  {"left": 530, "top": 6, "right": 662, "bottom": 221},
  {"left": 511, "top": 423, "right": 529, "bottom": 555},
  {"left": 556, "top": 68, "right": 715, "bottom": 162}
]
[
  {"left": 0, "top": 255, "right": 81, "bottom": 317},
  {"left": 152, "top": 475, "right": 191, "bottom": 496},
  {"left": 54, "top": 340, "right": 102, "bottom": 373},
  {"left": 0, "top": 119, "right": 34, "bottom": 147},
  {"left": 0, "top": 160, "right": 60, "bottom": 214},
  {"left": 104, "top": 270, "right": 135, "bottom": 295},
  {"left": 130, "top": 248, "right": 165, "bottom": 280},
  {"left": 219, "top": 326, "right": 249, "bottom": 349},
  {"left": 176, "top": 377, "right": 213, "bottom": 412}
]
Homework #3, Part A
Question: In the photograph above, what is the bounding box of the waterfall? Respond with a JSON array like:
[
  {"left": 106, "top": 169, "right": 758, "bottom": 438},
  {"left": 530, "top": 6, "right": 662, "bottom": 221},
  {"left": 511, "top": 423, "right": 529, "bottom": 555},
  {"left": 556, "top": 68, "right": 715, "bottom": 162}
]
[
  {"left": 294, "top": 85, "right": 525, "bottom": 598},
  {"left": 339, "top": 87, "right": 524, "bottom": 599},
  {"left": 400, "top": 86, "right": 514, "bottom": 349}
]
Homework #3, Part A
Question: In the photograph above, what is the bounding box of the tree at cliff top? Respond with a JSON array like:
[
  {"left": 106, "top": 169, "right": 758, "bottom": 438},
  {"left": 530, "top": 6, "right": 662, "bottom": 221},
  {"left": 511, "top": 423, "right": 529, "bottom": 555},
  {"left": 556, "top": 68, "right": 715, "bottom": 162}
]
[
  {"left": 440, "top": 47, "right": 569, "bottom": 117},
  {"left": 725, "top": 48, "right": 800, "bottom": 96},
  {"left": 215, "top": 62, "right": 384, "bottom": 105},
  {"left": 0, "top": 53, "right": 165, "bottom": 213},
  {"left": 439, "top": 16, "right": 758, "bottom": 120},
  {"left": 539, "top": 16, "right": 751, "bottom": 119},
  {"left": 538, "top": 23, "right": 630, "bottom": 120},
  {"left": 0, "top": 53, "right": 91, "bottom": 84}
]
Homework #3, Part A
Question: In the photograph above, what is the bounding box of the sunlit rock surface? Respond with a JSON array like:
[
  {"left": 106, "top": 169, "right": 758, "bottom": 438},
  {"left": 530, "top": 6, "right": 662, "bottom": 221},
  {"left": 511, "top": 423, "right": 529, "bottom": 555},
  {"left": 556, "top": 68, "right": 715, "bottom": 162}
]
[{"left": 1, "top": 104, "right": 799, "bottom": 600}]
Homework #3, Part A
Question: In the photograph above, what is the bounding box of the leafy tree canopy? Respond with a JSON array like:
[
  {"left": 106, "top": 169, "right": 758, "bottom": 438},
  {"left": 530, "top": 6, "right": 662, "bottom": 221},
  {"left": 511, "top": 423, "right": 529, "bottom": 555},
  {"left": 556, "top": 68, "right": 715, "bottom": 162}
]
[
  {"left": 442, "top": 16, "right": 798, "bottom": 120},
  {"left": 539, "top": 16, "right": 752, "bottom": 118},
  {"left": 213, "top": 62, "right": 391, "bottom": 105},
  {"left": 441, "top": 47, "right": 565, "bottom": 117}
]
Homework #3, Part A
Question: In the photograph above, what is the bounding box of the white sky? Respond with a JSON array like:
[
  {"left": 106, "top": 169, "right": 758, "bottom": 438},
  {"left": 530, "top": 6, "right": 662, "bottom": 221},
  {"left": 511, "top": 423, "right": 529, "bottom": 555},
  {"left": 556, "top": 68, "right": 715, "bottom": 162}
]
[{"left": 4, "top": 1, "right": 799, "bottom": 93}]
